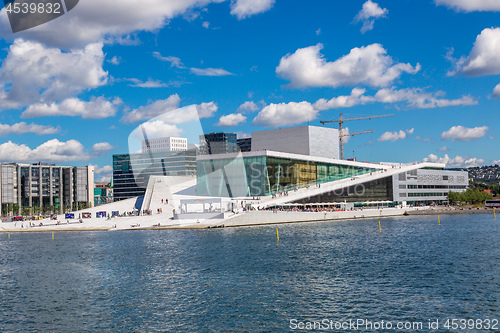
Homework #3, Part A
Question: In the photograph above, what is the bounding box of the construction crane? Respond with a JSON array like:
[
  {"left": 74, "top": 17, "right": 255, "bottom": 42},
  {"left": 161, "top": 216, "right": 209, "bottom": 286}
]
[{"left": 320, "top": 113, "right": 394, "bottom": 160}]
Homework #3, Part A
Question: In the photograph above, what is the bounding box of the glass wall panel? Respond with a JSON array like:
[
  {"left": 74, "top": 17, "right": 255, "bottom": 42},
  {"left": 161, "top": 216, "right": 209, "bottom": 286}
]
[{"left": 197, "top": 155, "right": 378, "bottom": 197}]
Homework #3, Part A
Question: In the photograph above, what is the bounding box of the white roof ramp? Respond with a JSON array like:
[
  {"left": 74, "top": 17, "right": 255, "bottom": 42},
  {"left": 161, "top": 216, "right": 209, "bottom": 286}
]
[{"left": 258, "top": 162, "right": 442, "bottom": 208}]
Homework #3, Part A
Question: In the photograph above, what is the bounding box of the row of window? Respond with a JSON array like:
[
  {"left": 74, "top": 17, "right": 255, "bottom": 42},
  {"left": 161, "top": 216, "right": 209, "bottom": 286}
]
[
  {"left": 406, "top": 185, "right": 467, "bottom": 189},
  {"left": 402, "top": 192, "right": 447, "bottom": 197}
]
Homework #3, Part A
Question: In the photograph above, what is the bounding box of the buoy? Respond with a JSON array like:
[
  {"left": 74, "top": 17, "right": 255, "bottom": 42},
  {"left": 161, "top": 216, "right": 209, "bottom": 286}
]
[
  {"left": 8, "top": 232, "right": 10, "bottom": 240},
  {"left": 494, "top": 208, "right": 496, "bottom": 220},
  {"left": 52, "top": 232, "right": 54, "bottom": 240},
  {"left": 276, "top": 228, "right": 279, "bottom": 242},
  {"left": 438, "top": 215, "right": 440, "bottom": 225},
  {"left": 378, "top": 220, "right": 381, "bottom": 233}
]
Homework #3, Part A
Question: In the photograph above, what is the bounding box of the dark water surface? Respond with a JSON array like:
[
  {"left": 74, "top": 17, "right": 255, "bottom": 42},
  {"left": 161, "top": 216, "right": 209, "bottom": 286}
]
[{"left": 0, "top": 214, "right": 499, "bottom": 332}]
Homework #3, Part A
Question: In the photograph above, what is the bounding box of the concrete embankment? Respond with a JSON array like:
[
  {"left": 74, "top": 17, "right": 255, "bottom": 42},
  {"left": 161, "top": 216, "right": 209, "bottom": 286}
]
[
  {"left": 407, "top": 207, "right": 495, "bottom": 216},
  {"left": 210, "top": 207, "right": 412, "bottom": 228}
]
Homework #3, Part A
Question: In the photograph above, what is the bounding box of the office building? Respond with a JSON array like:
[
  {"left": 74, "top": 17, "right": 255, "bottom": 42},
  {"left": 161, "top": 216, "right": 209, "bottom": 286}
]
[
  {"left": 0, "top": 163, "right": 94, "bottom": 216},
  {"left": 113, "top": 150, "right": 197, "bottom": 200},
  {"left": 94, "top": 182, "right": 113, "bottom": 206},
  {"left": 199, "top": 132, "right": 239, "bottom": 155},
  {"left": 237, "top": 138, "right": 252, "bottom": 152},
  {"left": 142, "top": 137, "right": 188, "bottom": 153}
]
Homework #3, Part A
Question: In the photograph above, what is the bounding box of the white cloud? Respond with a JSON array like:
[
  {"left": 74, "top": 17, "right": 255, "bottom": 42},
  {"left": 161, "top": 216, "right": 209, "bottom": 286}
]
[
  {"left": 449, "top": 28, "right": 500, "bottom": 77},
  {"left": 230, "top": 0, "right": 275, "bottom": 20},
  {"left": 121, "top": 94, "right": 181, "bottom": 123},
  {"left": 441, "top": 125, "right": 489, "bottom": 141},
  {"left": 125, "top": 78, "right": 170, "bottom": 88},
  {"left": 0, "top": 39, "right": 107, "bottom": 110},
  {"left": 0, "top": 0, "right": 228, "bottom": 48},
  {"left": 153, "top": 53, "right": 186, "bottom": 68},
  {"left": 23, "top": 96, "right": 118, "bottom": 119},
  {"left": 216, "top": 113, "right": 247, "bottom": 127},
  {"left": 202, "top": 21, "right": 210, "bottom": 29},
  {"left": 107, "top": 56, "right": 121, "bottom": 65},
  {"left": 341, "top": 127, "right": 351, "bottom": 144},
  {"left": 190, "top": 67, "right": 234, "bottom": 76},
  {"left": 374, "top": 87, "right": 477, "bottom": 108},
  {"left": 94, "top": 165, "right": 112, "bottom": 175},
  {"left": 92, "top": 164, "right": 113, "bottom": 182},
  {"left": 92, "top": 142, "right": 115, "bottom": 154},
  {"left": 316, "top": 28, "right": 321, "bottom": 36},
  {"left": 196, "top": 102, "right": 219, "bottom": 118},
  {"left": 153, "top": 52, "right": 233, "bottom": 76},
  {"left": 237, "top": 101, "right": 261, "bottom": 113},
  {"left": 122, "top": 96, "right": 217, "bottom": 125},
  {"left": 435, "top": 0, "right": 500, "bottom": 12},
  {"left": 252, "top": 101, "right": 316, "bottom": 127},
  {"left": 313, "top": 88, "right": 374, "bottom": 111},
  {"left": 424, "top": 154, "right": 485, "bottom": 168},
  {"left": 276, "top": 43, "right": 420, "bottom": 89},
  {"left": 0, "top": 139, "right": 95, "bottom": 163},
  {"left": 377, "top": 128, "right": 414, "bottom": 142},
  {"left": 354, "top": 0, "right": 388, "bottom": 34},
  {"left": 251, "top": 86, "right": 476, "bottom": 128},
  {"left": 437, "top": 146, "right": 450, "bottom": 152},
  {"left": 133, "top": 120, "right": 184, "bottom": 140},
  {"left": 314, "top": 87, "right": 476, "bottom": 111},
  {"left": 493, "top": 83, "right": 500, "bottom": 98},
  {"left": 236, "top": 131, "right": 251, "bottom": 139},
  {"left": 0, "top": 122, "right": 59, "bottom": 136}
]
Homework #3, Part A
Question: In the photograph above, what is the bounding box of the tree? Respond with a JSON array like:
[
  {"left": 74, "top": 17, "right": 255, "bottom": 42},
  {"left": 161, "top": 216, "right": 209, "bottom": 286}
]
[
  {"left": 449, "top": 189, "right": 493, "bottom": 205},
  {"left": 448, "top": 191, "right": 460, "bottom": 204}
]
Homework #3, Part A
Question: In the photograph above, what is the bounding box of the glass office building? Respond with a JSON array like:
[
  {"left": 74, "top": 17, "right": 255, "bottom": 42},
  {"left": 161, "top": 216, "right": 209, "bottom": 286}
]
[
  {"left": 113, "top": 150, "right": 197, "bottom": 200},
  {"left": 197, "top": 151, "right": 379, "bottom": 197}
]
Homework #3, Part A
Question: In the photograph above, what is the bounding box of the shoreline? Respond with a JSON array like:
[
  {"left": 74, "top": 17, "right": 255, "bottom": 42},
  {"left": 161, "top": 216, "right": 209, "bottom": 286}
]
[
  {"left": 1, "top": 206, "right": 495, "bottom": 233},
  {"left": 406, "top": 206, "right": 496, "bottom": 215}
]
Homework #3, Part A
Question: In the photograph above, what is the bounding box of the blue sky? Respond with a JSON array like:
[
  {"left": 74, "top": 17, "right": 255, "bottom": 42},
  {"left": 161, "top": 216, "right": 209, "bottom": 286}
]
[{"left": 0, "top": 0, "right": 499, "bottom": 181}]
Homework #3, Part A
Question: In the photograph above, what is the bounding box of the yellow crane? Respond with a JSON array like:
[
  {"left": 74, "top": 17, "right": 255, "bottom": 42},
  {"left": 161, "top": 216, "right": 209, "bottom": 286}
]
[{"left": 320, "top": 113, "right": 395, "bottom": 160}]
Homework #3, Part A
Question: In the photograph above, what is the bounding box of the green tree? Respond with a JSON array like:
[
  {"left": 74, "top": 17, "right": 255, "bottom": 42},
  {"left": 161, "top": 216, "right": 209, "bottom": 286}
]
[{"left": 448, "top": 191, "right": 460, "bottom": 204}]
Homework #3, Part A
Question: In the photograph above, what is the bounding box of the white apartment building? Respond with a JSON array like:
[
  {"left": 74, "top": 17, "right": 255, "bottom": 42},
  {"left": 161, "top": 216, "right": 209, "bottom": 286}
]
[{"left": 142, "top": 137, "right": 188, "bottom": 153}]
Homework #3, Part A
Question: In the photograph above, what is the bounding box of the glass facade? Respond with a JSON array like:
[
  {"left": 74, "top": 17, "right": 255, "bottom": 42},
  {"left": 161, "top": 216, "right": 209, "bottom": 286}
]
[
  {"left": 197, "top": 155, "right": 378, "bottom": 197},
  {"left": 295, "top": 176, "right": 394, "bottom": 204},
  {"left": 199, "top": 133, "right": 239, "bottom": 155},
  {"left": 113, "top": 150, "right": 197, "bottom": 200}
]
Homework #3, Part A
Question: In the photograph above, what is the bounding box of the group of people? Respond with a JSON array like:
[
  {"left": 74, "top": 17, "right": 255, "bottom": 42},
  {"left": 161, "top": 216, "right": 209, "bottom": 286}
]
[{"left": 271, "top": 191, "right": 290, "bottom": 199}]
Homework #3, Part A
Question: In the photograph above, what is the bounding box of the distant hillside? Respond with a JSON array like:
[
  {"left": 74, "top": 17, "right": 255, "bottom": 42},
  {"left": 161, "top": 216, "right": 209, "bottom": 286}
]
[{"left": 453, "top": 165, "right": 500, "bottom": 184}]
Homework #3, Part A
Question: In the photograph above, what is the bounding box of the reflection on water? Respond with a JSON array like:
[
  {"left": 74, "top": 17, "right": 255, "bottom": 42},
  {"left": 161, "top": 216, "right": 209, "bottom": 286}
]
[{"left": 0, "top": 214, "right": 499, "bottom": 332}]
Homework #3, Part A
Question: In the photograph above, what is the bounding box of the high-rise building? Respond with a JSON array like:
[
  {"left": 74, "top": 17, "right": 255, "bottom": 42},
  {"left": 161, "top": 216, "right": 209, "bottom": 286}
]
[
  {"left": 237, "top": 138, "right": 252, "bottom": 152},
  {"left": 113, "top": 150, "right": 197, "bottom": 200},
  {"left": 142, "top": 137, "right": 188, "bottom": 153},
  {"left": 0, "top": 163, "right": 94, "bottom": 216},
  {"left": 199, "top": 132, "right": 239, "bottom": 155}
]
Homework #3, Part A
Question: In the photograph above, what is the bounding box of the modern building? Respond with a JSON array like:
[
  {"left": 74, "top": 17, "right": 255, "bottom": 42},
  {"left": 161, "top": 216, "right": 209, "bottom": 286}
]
[
  {"left": 142, "top": 137, "right": 188, "bottom": 153},
  {"left": 196, "top": 150, "right": 468, "bottom": 205},
  {"left": 237, "top": 138, "right": 252, "bottom": 152},
  {"left": 197, "top": 150, "right": 380, "bottom": 198},
  {"left": 0, "top": 163, "right": 94, "bottom": 216},
  {"left": 113, "top": 150, "right": 197, "bottom": 200},
  {"left": 251, "top": 125, "right": 340, "bottom": 159},
  {"left": 94, "top": 182, "right": 113, "bottom": 206},
  {"left": 392, "top": 167, "right": 468, "bottom": 205},
  {"left": 199, "top": 132, "right": 239, "bottom": 155}
]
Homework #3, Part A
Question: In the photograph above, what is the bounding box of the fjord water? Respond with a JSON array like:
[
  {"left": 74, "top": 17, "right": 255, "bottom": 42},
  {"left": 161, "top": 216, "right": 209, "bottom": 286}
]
[{"left": 0, "top": 214, "right": 499, "bottom": 332}]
